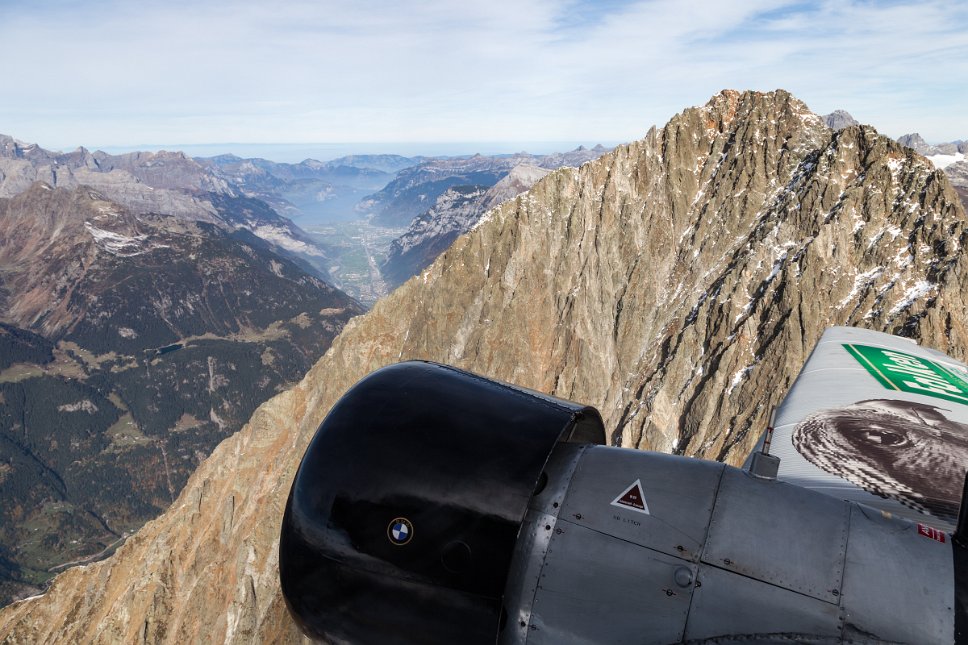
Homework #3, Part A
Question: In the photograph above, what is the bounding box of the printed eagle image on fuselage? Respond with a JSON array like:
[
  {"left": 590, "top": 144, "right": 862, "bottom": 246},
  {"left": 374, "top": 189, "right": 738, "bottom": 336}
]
[{"left": 792, "top": 399, "right": 968, "bottom": 521}]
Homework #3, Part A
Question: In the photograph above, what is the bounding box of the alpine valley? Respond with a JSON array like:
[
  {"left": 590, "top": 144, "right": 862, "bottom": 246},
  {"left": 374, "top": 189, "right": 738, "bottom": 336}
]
[{"left": 1, "top": 89, "right": 965, "bottom": 642}]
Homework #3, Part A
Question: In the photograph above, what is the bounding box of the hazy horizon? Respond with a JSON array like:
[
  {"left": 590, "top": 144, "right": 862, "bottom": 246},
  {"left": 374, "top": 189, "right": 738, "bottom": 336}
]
[{"left": 83, "top": 140, "right": 620, "bottom": 164}]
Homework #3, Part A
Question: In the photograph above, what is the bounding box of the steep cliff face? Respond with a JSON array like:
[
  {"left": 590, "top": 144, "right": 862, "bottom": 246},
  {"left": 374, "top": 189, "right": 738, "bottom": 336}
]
[{"left": 2, "top": 89, "right": 967, "bottom": 642}]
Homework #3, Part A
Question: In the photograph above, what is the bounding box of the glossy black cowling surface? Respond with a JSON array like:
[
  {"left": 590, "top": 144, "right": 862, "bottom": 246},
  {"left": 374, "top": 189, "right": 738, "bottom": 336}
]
[{"left": 279, "top": 361, "right": 605, "bottom": 643}]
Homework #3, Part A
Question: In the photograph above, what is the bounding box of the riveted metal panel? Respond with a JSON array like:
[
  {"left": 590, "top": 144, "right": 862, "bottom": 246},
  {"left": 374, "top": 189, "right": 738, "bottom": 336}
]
[
  {"left": 527, "top": 520, "right": 694, "bottom": 644},
  {"left": 684, "top": 564, "right": 843, "bottom": 641},
  {"left": 702, "top": 467, "right": 850, "bottom": 603},
  {"left": 558, "top": 446, "right": 725, "bottom": 562},
  {"left": 840, "top": 504, "right": 954, "bottom": 643},
  {"left": 500, "top": 509, "right": 559, "bottom": 645},
  {"left": 502, "top": 443, "right": 587, "bottom": 645}
]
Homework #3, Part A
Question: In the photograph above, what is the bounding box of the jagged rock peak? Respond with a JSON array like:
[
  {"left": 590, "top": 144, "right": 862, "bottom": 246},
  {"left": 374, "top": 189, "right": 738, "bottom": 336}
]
[
  {"left": 897, "top": 133, "right": 966, "bottom": 158},
  {"left": 2, "top": 89, "right": 966, "bottom": 642},
  {"left": 898, "top": 132, "right": 930, "bottom": 151},
  {"left": 823, "top": 109, "right": 860, "bottom": 130}
]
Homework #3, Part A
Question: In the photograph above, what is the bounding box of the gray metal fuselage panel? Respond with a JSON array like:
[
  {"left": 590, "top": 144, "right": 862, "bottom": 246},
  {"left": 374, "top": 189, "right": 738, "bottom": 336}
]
[{"left": 502, "top": 444, "right": 955, "bottom": 644}]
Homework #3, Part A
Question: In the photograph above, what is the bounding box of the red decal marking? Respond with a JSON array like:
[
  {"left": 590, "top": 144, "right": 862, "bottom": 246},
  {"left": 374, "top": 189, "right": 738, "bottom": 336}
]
[
  {"left": 617, "top": 487, "right": 644, "bottom": 509},
  {"left": 918, "top": 523, "right": 947, "bottom": 543},
  {"left": 610, "top": 479, "right": 650, "bottom": 515}
]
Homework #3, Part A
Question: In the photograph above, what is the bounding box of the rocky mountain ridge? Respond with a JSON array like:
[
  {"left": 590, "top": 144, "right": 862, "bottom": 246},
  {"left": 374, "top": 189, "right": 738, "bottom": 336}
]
[
  {"left": 361, "top": 145, "right": 609, "bottom": 227},
  {"left": 813, "top": 119, "right": 967, "bottom": 183},
  {"left": 0, "top": 138, "right": 226, "bottom": 220},
  {"left": 944, "top": 161, "right": 968, "bottom": 205},
  {"left": 896, "top": 132, "right": 968, "bottom": 157},
  {"left": 1, "top": 89, "right": 967, "bottom": 642},
  {"left": 0, "top": 136, "right": 334, "bottom": 277},
  {"left": 891, "top": 133, "right": 968, "bottom": 209}
]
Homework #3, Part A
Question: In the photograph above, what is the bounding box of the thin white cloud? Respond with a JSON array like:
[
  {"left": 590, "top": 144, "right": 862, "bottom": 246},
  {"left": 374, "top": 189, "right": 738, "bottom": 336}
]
[{"left": 0, "top": 0, "right": 964, "bottom": 150}]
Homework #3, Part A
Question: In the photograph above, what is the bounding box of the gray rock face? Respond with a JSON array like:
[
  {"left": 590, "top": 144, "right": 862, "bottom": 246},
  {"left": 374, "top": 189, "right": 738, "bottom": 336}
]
[
  {"left": 945, "top": 160, "right": 968, "bottom": 209},
  {"left": 894, "top": 134, "right": 968, "bottom": 195},
  {"left": 946, "top": 160, "right": 968, "bottom": 187},
  {"left": 897, "top": 132, "right": 931, "bottom": 152},
  {"left": 2, "top": 90, "right": 966, "bottom": 642},
  {"left": 822, "top": 109, "right": 859, "bottom": 130}
]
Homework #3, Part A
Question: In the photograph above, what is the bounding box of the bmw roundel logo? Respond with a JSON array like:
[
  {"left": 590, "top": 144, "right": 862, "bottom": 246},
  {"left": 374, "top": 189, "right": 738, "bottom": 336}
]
[{"left": 387, "top": 517, "right": 414, "bottom": 545}]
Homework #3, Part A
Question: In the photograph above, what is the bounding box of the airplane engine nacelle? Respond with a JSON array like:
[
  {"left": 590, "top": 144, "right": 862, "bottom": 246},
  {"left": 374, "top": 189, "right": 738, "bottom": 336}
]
[
  {"left": 280, "top": 361, "right": 966, "bottom": 644},
  {"left": 279, "top": 361, "right": 606, "bottom": 643}
]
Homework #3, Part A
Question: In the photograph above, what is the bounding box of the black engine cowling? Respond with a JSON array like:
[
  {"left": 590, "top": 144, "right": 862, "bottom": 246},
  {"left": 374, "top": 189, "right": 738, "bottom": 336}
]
[{"left": 279, "top": 361, "right": 605, "bottom": 643}]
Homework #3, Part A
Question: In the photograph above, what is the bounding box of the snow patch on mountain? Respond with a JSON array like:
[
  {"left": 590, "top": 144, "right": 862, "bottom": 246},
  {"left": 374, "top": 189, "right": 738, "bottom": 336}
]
[
  {"left": 927, "top": 152, "right": 965, "bottom": 170},
  {"left": 889, "top": 280, "right": 935, "bottom": 315},
  {"left": 84, "top": 223, "right": 147, "bottom": 256},
  {"left": 250, "top": 224, "right": 325, "bottom": 257}
]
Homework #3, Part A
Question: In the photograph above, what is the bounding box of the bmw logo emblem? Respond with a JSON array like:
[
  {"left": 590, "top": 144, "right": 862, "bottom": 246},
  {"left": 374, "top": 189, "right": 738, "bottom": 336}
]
[{"left": 387, "top": 517, "right": 414, "bottom": 545}]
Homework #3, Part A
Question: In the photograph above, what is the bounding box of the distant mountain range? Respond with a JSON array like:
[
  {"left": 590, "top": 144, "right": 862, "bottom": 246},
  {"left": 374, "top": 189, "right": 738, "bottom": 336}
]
[
  {"left": 360, "top": 146, "right": 608, "bottom": 228},
  {"left": 896, "top": 132, "right": 968, "bottom": 157},
  {"left": 0, "top": 135, "right": 336, "bottom": 281},
  {"left": 196, "top": 145, "right": 612, "bottom": 301}
]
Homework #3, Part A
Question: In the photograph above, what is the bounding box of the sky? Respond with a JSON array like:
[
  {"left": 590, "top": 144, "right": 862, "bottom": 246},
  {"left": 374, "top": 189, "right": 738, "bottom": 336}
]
[{"left": 0, "top": 0, "right": 966, "bottom": 159}]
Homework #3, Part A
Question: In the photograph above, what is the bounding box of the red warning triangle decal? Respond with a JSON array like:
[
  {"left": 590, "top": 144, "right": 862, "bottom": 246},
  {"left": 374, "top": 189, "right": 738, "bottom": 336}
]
[{"left": 610, "top": 479, "right": 650, "bottom": 515}]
